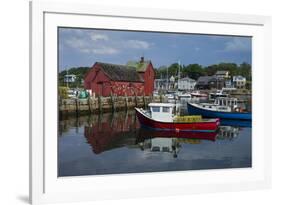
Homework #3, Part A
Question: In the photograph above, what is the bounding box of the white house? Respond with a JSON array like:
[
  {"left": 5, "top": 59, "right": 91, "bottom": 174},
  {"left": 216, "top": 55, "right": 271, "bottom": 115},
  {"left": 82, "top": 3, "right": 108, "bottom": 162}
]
[
  {"left": 232, "top": 75, "right": 246, "bottom": 89},
  {"left": 225, "top": 79, "right": 233, "bottom": 88},
  {"left": 178, "top": 77, "right": 196, "bottom": 91},
  {"left": 154, "top": 79, "right": 168, "bottom": 91},
  {"left": 154, "top": 76, "right": 176, "bottom": 91},
  {"left": 215, "top": 70, "right": 230, "bottom": 79},
  {"left": 64, "top": 74, "right": 76, "bottom": 83}
]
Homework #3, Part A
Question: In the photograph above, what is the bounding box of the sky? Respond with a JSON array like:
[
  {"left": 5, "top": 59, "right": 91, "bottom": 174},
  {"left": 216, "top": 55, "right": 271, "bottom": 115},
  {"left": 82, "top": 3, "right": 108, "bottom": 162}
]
[{"left": 58, "top": 27, "right": 252, "bottom": 71}]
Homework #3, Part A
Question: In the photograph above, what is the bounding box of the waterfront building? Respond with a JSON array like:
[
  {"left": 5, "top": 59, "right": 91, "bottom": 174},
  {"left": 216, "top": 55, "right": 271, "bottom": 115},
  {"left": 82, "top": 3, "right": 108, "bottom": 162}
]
[
  {"left": 178, "top": 76, "right": 196, "bottom": 91},
  {"left": 225, "top": 79, "right": 233, "bottom": 88},
  {"left": 64, "top": 74, "right": 76, "bottom": 83},
  {"left": 154, "top": 75, "right": 176, "bottom": 91},
  {"left": 233, "top": 75, "right": 246, "bottom": 89},
  {"left": 215, "top": 70, "right": 230, "bottom": 79},
  {"left": 84, "top": 57, "right": 155, "bottom": 96},
  {"left": 154, "top": 79, "right": 168, "bottom": 91},
  {"left": 195, "top": 76, "right": 225, "bottom": 90}
]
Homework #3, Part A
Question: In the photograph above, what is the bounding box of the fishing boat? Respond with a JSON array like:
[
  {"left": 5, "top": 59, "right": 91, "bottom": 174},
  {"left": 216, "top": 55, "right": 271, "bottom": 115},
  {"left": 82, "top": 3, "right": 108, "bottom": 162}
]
[
  {"left": 135, "top": 103, "right": 220, "bottom": 132},
  {"left": 178, "top": 93, "right": 192, "bottom": 102},
  {"left": 209, "top": 90, "right": 228, "bottom": 100},
  {"left": 164, "top": 93, "right": 176, "bottom": 103},
  {"left": 191, "top": 90, "right": 208, "bottom": 98},
  {"left": 187, "top": 97, "right": 251, "bottom": 120}
]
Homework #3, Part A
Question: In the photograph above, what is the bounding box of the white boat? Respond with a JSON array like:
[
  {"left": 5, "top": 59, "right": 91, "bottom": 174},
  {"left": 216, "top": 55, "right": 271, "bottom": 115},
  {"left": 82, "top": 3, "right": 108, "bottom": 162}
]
[
  {"left": 191, "top": 91, "right": 208, "bottom": 98},
  {"left": 178, "top": 93, "right": 192, "bottom": 102},
  {"left": 165, "top": 93, "right": 176, "bottom": 103},
  {"left": 209, "top": 90, "right": 228, "bottom": 100},
  {"left": 67, "top": 89, "right": 78, "bottom": 98}
]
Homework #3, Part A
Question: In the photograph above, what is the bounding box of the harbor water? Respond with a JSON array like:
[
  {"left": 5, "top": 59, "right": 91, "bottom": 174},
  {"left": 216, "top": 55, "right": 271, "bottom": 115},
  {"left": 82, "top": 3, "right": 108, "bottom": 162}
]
[{"left": 58, "top": 106, "right": 252, "bottom": 177}]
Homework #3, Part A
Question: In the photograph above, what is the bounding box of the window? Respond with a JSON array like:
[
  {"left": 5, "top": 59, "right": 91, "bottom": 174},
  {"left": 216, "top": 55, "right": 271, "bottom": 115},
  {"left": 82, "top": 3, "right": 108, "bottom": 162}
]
[
  {"left": 151, "top": 106, "right": 160, "bottom": 112},
  {"left": 163, "top": 107, "right": 170, "bottom": 113}
]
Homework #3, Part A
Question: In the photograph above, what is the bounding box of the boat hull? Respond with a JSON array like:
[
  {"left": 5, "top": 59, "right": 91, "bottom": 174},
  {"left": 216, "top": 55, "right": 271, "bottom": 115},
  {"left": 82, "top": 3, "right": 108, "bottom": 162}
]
[
  {"left": 187, "top": 102, "right": 251, "bottom": 120},
  {"left": 135, "top": 108, "right": 220, "bottom": 132}
]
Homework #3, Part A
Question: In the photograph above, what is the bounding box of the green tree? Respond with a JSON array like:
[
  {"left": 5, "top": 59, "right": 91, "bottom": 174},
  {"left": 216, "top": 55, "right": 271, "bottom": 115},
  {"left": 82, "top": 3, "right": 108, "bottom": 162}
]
[{"left": 182, "top": 64, "right": 205, "bottom": 80}]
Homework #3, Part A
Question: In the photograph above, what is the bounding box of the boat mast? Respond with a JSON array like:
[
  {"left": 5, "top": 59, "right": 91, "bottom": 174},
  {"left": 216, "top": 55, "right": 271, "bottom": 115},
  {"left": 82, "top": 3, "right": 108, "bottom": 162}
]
[
  {"left": 66, "top": 67, "right": 69, "bottom": 88},
  {"left": 177, "top": 60, "right": 181, "bottom": 91},
  {"left": 166, "top": 65, "right": 169, "bottom": 90}
]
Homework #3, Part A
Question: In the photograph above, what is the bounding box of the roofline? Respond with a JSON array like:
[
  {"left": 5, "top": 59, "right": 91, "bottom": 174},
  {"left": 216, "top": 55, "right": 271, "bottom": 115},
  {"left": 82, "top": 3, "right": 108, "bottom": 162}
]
[
  {"left": 95, "top": 62, "right": 144, "bottom": 82},
  {"left": 148, "top": 103, "right": 175, "bottom": 107}
]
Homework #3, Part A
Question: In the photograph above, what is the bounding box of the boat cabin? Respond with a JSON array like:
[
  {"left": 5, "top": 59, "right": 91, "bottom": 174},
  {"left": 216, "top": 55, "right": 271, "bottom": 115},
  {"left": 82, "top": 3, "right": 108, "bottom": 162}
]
[
  {"left": 148, "top": 103, "right": 175, "bottom": 122},
  {"left": 196, "top": 97, "right": 239, "bottom": 112},
  {"left": 214, "top": 97, "right": 238, "bottom": 107}
]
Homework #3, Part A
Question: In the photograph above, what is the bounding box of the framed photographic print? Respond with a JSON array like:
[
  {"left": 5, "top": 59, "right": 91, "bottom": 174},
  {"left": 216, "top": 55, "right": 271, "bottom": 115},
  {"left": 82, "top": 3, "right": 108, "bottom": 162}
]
[{"left": 30, "top": 1, "right": 272, "bottom": 204}]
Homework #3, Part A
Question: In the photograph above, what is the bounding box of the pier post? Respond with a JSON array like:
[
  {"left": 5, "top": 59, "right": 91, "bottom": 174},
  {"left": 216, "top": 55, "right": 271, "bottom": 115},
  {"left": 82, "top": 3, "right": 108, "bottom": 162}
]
[
  {"left": 125, "top": 95, "right": 128, "bottom": 111},
  {"left": 75, "top": 99, "right": 77, "bottom": 115},
  {"left": 134, "top": 94, "right": 138, "bottom": 107},
  {"left": 110, "top": 93, "right": 116, "bottom": 112},
  {"left": 98, "top": 95, "right": 102, "bottom": 114},
  {"left": 143, "top": 95, "right": 146, "bottom": 109},
  {"left": 88, "top": 97, "right": 92, "bottom": 114}
]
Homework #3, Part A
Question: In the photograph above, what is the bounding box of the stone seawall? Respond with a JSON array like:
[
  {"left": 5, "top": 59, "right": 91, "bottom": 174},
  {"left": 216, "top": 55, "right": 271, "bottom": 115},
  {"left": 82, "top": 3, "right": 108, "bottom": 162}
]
[{"left": 59, "top": 95, "right": 162, "bottom": 117}]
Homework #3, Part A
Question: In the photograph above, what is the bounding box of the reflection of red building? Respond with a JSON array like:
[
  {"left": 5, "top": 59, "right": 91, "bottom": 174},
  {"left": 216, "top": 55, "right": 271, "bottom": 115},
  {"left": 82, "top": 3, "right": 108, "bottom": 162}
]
[
  {"left": 84, "top": 112, "right": 139, "bottom": 154},
  {"left": 84, "top": 57, "right": 155, "bottom": 97}
]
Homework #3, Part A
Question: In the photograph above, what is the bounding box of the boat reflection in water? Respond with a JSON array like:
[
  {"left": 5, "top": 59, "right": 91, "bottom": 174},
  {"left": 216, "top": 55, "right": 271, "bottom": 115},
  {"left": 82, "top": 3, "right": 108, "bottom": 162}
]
[
  {"left": 83, "top": 112, "right": 241, "bottom": 156},
  {"left": 136, "top": 128, "right": 218, "bottom": 158},
  {"left": 59, "top": 110, "right": 251, "bottom": 176}
]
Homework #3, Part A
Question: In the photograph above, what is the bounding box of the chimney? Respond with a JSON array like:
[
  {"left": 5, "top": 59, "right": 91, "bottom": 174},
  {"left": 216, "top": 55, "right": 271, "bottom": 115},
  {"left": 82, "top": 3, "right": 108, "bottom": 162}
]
[{"left": 140, "top": 56, "right": 144, "bottom": 63}]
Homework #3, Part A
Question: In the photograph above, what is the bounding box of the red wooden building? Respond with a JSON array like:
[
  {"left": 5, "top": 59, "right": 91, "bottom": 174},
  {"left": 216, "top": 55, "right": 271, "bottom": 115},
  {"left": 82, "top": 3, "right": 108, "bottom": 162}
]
[{"left": 84, "top": 57, "right": 155, "bottom": 96}]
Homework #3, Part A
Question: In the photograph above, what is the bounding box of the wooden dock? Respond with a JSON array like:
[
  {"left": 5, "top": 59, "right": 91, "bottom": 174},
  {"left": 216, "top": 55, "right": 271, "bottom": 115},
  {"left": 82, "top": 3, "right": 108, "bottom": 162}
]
[{"left": 59, "top": 95, "right": 162, "bottom": 117}]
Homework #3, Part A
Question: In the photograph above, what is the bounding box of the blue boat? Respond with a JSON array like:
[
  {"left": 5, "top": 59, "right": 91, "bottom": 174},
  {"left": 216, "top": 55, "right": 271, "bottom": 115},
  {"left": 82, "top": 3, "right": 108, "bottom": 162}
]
[
  {"left": 187, "top": 98, "right": 251, "bottom": 121},
  {"left": 220, "top": 119, "right": 252, "bottom": 127}
]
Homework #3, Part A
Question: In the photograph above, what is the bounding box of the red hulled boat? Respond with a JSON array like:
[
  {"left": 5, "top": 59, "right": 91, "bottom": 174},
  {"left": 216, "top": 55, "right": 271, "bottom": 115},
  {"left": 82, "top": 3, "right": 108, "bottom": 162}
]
[{"left": 135, "top": 103, "right": 220, "bottom": 133}]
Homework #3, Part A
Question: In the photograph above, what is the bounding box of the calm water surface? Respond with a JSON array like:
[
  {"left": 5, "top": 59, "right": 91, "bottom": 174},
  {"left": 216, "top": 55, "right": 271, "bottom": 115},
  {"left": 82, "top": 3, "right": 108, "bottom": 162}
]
[{"left": 58, "top": 110, "right": 252, "bottom": 177}]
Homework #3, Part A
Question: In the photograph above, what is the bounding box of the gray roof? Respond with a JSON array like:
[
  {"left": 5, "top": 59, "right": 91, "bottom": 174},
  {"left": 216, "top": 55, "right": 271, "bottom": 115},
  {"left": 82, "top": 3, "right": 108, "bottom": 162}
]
[
  {"left": 154, "top": 78, "right": 167, "bottom": 82},
  {"left": 178, "top": 76, "right": 196, "bottom": 82},
  {"left": 215, "top": 70, "right": 229, "bottom": 75},
  {"left": 196, "top": 76, "right": 216, "bottom": 85},
  {"left": 96, "top": 62, "right": 144, "bottom": 82}
]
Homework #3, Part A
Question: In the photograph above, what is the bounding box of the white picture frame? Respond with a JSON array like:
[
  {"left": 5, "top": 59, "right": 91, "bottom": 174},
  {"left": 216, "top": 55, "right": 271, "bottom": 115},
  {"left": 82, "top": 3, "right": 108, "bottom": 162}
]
[{"left": 30, "top": 1, "right": 272, "bottom": 204}]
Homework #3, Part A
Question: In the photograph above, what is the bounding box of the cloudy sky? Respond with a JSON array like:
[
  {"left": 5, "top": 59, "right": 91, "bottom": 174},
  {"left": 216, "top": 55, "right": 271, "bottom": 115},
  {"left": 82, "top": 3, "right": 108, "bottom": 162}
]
[{"left": 58, "top": 27, "right": 252, "bottom": 71}]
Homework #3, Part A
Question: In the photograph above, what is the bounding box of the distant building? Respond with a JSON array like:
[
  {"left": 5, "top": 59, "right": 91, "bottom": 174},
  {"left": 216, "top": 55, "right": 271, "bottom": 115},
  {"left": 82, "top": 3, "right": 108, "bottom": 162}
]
[
  {"left": 225, "top": 79, "right": 233, "bottom": 88},
  {"left": 215, "top": 70, "right": 230, "bottom": 79},
  {"left": 178, "top": 77, "right": 196, "bottom": 91},
  {"left": 154, "top": 79, "right": 168, "bottom": 91},
  {"left": 196, "top": 76, "right": 225, "bottom": 90},
  {"left": 84, "top": 57, "right": 155, "bottom": 96},
  {"left": 64, "top": 74, "right": 76, "bottom": 83},
  {"left": 233, "top": 75, "right": 246, "bottom": 89},
  {"left": 154, "top": 76, "right": 178, "bottom": 91},
  {"left": 169, "top": 75, "right": 176, "bottom": 89}
]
